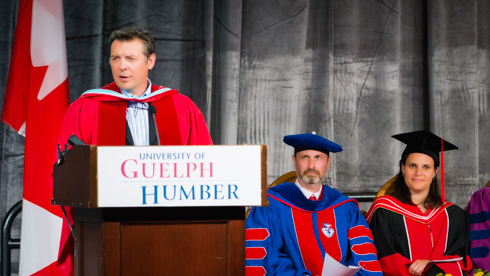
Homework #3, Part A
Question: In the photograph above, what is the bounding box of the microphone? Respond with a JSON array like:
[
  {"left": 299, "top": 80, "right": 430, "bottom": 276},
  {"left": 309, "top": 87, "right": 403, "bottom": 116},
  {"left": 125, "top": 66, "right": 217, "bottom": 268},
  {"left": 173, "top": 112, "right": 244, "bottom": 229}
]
[
  {"left": 149, "top": 105, "right": 161, "bottom": 145},
  {"left": 68, "top": 134, "right": 86, "bottom": 146},
  {"left": 57, "top": 135, "right": 85, "bottom": 165}
]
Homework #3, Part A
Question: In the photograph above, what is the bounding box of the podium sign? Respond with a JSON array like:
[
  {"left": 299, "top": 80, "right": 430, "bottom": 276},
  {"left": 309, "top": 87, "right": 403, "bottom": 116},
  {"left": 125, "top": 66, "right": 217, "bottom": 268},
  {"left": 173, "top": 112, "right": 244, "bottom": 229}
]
[
  {"left": 97, "top": 145, "right": 264, "bottom": 207},
  {"left": 52, "top": 144, "right": 267, "bottom": 208},
  {"left": 52, "top": 144, "right": 265, "bottom": 276}
]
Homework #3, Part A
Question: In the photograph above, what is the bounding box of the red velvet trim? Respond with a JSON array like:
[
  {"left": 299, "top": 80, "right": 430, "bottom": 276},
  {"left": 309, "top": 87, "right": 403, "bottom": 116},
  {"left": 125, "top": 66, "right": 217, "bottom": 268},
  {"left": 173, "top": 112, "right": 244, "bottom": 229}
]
[
  {"left": 348, "top": 225, "right": 374, "bottom": 240},
  {"left": 245, "top": 228, "right": 270, "bottom": 241},
  {"left": 317, "top": 209, "right": 342, "bottom": 262},
  {"left": 245, "top": 266, "right": 266, "bottom": 276},
  {"left": 292, "top": 209, "right": 323, "bottom": 275},
  {"left": 246, "top": 247, "right": 267, "bottom": 260},
  {"left": 358, "top": 260, "right": 382, "bottom": 273},
  {"left": 351, "top": 242, "right": 377, "bottom": 256},
  {"left": 366, "top": 196, "right": 452, "bottom": 224}
]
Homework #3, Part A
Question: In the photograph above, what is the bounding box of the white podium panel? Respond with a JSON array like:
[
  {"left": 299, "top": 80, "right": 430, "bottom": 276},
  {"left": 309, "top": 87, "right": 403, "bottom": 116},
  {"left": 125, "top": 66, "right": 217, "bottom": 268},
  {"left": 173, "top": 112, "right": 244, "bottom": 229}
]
[{"left": 96, "top": 145, "right": 264, "bottom": 207}]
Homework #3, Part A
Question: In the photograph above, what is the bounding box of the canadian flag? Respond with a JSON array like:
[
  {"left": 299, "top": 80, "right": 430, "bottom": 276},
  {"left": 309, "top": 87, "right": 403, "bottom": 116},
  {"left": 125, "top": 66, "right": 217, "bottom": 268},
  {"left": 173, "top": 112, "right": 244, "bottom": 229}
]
[{"left": 2, "top": 0, "right": 71, "bottom": 275}]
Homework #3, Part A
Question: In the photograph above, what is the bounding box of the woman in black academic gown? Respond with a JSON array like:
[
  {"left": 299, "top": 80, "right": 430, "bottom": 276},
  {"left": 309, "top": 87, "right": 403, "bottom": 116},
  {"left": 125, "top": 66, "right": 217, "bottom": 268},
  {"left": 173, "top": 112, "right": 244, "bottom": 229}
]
[{"left": 366, "top": 130, "right": 472, "bottom": 276}]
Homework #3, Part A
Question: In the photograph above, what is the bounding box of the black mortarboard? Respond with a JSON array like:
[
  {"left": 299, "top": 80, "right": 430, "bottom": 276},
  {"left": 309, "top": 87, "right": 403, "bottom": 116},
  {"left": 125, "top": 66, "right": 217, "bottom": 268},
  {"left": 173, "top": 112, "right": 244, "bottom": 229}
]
[
  {"left": 392, "top": 130, "right": 458, "bottom": 202},
  {"left": 283, "top": 132, "right": 343, "bottom": 156},
  {"left": 392, "top": 130, "right": 458, "bottom": 165}
]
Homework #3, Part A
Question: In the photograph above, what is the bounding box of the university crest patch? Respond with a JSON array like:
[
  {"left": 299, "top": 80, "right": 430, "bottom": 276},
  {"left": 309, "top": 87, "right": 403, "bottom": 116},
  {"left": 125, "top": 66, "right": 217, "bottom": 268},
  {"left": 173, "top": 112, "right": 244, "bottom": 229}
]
[{"left": 322, "top": 223, "right": 335, "bottom": 238}]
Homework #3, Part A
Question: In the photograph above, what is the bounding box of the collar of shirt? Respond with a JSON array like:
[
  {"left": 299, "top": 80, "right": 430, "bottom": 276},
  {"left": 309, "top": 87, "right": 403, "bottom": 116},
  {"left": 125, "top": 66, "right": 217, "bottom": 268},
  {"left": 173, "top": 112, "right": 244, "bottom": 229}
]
[
  {"left": 120, "top": 79, "right": 152, "bottom": 99},
  {"left": 294, "top": 179, "right": 322, "bottom": 200}
]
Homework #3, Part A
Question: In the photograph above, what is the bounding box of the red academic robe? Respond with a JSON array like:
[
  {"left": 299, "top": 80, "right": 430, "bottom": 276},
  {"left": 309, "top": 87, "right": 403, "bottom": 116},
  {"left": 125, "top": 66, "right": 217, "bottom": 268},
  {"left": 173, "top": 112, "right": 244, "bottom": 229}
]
[
  {"left": 366, "top": 195, "right": 472, "bottom": 276},
  {"left": 57, "top": 82, "right": 212, "bottom": 147},
  {"left": 55, "top": 82, "right": 213, "bottom": 266}
]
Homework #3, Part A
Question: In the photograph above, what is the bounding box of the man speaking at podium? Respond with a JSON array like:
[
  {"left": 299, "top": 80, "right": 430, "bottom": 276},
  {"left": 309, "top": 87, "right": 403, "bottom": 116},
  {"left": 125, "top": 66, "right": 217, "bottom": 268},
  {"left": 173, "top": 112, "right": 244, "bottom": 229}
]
[
  {"left": 57, "top": 27, "right": 212, "bottom": 148},
  {"left": 55, "top": 26, "right": 212, "bottom": 269}
]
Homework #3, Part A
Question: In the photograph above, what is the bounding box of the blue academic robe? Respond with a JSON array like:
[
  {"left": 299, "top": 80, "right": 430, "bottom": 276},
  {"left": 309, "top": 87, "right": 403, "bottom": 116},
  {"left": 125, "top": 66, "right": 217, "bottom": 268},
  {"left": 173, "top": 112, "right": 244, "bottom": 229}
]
[{"left": 245, "top": 182, "right": 382, "bottom": 276}]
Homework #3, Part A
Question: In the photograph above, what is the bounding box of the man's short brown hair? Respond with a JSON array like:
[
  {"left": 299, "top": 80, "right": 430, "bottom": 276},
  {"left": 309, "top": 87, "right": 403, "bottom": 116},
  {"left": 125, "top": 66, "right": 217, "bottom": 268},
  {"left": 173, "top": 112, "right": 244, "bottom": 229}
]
[{"left": 109, "top": 27, "right": 155, "bottom": 60}]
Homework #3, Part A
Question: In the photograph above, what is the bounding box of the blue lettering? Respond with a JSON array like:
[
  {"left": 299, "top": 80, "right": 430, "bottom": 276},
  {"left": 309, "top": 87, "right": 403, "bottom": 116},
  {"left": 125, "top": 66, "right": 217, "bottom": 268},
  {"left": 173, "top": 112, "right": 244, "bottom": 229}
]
[
  {"left": 200, "top": 185, "right": 210, "bottom": 200},
  {"left": 228, "top": 185, "right": 238, "bottom": 199},
  {"left": 141, "top": 152, "right": 194, "bottom": 160},
  {"left": 142, "top": 186, "right": 158, "bottom": 204},
  {"left": 180, "top": 186, "right": 195, "bottom": 200},
  {"left": 163, "top": 185, "right": 176, "bottom": 200},
  {"left": 214, "top": 185, "right": 224, "bottom": 200}
]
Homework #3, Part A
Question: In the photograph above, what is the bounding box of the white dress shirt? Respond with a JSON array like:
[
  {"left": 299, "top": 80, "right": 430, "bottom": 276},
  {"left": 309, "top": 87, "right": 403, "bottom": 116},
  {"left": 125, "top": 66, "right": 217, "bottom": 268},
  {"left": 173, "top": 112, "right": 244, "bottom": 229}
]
[
  {"left": 121, "top": 79, "right": 152, "bottom": 146},
  {"left": 294, "top": 179, "right": 322, "bottom": 200}
]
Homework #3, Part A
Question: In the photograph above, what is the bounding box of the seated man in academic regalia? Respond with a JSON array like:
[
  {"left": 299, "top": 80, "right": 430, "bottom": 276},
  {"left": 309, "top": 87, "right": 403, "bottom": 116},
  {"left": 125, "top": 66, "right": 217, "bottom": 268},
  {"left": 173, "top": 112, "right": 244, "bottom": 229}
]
[{"left": 245, "top": 133, "right": 382, "bottom": 276}]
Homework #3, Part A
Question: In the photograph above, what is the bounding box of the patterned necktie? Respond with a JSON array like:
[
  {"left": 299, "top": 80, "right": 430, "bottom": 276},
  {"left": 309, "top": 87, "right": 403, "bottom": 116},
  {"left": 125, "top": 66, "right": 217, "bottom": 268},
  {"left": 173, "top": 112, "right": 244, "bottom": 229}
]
[{"left": 309, "top": 195, "right": 317, "bottom": 201}]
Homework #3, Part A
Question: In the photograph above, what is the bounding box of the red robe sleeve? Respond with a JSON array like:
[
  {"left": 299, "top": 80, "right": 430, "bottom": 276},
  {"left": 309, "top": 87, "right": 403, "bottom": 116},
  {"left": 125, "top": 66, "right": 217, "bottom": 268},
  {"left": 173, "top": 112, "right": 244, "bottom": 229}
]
[{"left": 57, "top": 97, "right": 100, "bottom": 148}]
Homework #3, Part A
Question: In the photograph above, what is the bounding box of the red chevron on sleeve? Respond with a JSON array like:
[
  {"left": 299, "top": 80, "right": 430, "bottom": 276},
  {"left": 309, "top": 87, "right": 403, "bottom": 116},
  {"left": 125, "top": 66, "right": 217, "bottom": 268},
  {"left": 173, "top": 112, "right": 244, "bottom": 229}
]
[
  {"left": 246, "top": 228, "right": 270, "bottom": 241},
  {"left": 348, "top": 225, "right": 373, "bottom": 240},
  {"left": 246, "top": 247, "right": 267, "bottom": 260},
  {"left": 352, "top": 242, "right": 377, "bottom": 256},
  {"left": 246, "top": 266, "right": 266, "bottom": 276},
  {"left": 359, "top": 260, "right": 382, "bottom": 272}
]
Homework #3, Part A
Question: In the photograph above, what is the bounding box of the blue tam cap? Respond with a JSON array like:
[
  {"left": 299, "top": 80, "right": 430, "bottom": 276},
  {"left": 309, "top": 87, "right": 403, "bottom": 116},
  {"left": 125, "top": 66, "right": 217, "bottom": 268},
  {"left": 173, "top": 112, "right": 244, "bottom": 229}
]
[{"left": 283, "top": 133, "right": 343, "bottom": 155}]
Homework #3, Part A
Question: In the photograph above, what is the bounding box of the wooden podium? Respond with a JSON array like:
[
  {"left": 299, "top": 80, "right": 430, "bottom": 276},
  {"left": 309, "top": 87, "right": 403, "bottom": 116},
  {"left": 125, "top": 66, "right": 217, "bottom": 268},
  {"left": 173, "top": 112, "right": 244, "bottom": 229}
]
[{"left": 52, "top": 145, "right": 267, "bottom": 276}]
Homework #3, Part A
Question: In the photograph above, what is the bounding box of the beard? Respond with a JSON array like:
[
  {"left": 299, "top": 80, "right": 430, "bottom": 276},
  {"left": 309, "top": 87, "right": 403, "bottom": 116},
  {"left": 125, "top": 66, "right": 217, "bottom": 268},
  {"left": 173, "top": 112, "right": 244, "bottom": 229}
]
[{"left": 299, "top": 169, "right": 322, "bottom": 185}]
